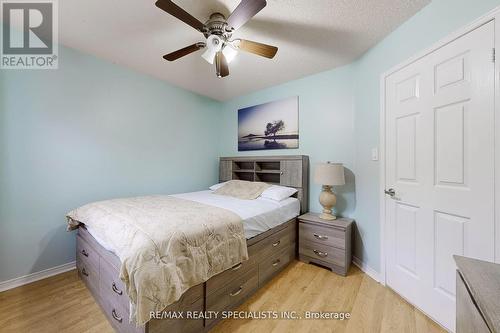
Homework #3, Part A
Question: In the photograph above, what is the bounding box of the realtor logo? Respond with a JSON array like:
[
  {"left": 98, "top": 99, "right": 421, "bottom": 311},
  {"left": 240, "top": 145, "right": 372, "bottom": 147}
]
[{"left": 1, "top": 0, "right": 58, "bottom": 69}]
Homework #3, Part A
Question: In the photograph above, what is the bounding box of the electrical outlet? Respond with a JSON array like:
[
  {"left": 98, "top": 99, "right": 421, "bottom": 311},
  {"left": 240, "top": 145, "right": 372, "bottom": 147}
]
[{"left": 371, "top": 148, "right": 379, "bottom": 161}]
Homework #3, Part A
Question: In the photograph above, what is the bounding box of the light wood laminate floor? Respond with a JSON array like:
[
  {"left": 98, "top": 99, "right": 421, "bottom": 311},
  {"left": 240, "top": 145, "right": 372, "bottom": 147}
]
[{"left": 0, "top": 261, "right": 444, "bottom": 333}]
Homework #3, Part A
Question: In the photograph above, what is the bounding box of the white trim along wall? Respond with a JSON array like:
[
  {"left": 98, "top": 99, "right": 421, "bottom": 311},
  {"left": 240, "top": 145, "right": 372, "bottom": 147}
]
[
  {"left": 352, "top": 256, "right": 382, "bottom": 283},
  {"left": 0, "top": 261, "right": 76, "bottom": 292}
]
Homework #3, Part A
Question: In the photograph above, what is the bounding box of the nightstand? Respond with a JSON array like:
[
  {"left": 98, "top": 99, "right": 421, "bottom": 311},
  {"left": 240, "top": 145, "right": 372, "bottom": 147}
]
[{"left": 298, "top": 212, "right": 353, "bottom": 276}]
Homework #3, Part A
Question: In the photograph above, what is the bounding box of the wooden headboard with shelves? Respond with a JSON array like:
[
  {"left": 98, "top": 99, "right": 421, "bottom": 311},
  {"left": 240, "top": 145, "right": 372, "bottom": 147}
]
[{"left": 219, "top": 155, "right": 309, "bottom": 213}]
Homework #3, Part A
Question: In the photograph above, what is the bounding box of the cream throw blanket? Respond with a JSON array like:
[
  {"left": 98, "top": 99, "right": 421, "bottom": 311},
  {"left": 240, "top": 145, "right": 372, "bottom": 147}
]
[
  {"left": 66, "top": 196, "right": 248, "bottom": 325},
  {"left": 214, "top": 180, "right": 270, "bottom": 199}
]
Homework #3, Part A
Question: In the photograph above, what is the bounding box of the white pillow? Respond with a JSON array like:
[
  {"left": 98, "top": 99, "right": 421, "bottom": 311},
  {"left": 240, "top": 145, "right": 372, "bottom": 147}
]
[
  {"left": 260, "top": 185, "right": 298, "bottom": 201},
  {"left": 209, "top": 182, "right": 227, "bottom": 191}
]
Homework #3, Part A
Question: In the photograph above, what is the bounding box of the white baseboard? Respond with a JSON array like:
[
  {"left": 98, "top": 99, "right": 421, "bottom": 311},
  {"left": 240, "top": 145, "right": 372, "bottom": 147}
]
[
  {"left": 0, "top": 257, "right": 379, "bottom": 292},
  {"left": 0, "top": 261, "right": 76, "bottom": 293},
  {"left": 352, "top": 256, "right": 383, "bottom": 283}
]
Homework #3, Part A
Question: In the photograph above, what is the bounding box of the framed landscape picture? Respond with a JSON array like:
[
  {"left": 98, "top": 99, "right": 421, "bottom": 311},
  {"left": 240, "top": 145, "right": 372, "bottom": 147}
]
[{"left": 238, "top": 96, "right": 299, "bottom": 151}]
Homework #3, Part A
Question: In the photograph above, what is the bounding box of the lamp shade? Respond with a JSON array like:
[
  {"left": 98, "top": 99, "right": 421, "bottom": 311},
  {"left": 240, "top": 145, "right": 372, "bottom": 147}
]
[{"left": 314, "top": 162, "right": 345, "bottom": 186}]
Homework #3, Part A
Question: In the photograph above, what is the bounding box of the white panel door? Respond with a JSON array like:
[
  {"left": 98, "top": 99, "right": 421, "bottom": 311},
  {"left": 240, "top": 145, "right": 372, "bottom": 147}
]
[{"left": 385, "top": 21, "right": 495, "bottom": 331}]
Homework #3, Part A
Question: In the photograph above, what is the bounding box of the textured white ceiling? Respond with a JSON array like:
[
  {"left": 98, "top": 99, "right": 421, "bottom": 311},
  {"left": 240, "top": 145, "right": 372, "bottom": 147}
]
[{"left": 58, "top": 0, "right": 430, "bottom": 101}]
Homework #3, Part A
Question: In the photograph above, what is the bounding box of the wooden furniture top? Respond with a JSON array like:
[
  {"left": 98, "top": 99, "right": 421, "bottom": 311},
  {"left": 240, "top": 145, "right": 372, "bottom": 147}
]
[
  {"left": 298, "top": 212, "right": 353, "bottom": 229},
  {"left": 454, "top": 255, "right": 500, "bottom": 333}
]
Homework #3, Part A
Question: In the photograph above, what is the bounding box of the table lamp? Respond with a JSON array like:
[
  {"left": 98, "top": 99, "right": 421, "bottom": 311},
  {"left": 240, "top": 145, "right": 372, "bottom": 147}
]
[{"left": 314, "top": 162, "right": 345, "bottom": 220}]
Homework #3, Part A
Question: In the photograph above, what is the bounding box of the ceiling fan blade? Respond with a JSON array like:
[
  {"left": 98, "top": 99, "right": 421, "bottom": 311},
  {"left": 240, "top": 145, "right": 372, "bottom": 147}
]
[
  {"left": 215, "top": 51, "right": 229, "bottom": 78},
  {"left": 227, "top": 0, "right": 267, "bottom": 31},
  {"left": 237, "top": 39, "right": 278, "bottom": 59},
  {"left": 155, "top": 0, "right": 205, "bottom": 32},
  {"left": 163, "top": 42, "right": 206, "bottom": 61}
]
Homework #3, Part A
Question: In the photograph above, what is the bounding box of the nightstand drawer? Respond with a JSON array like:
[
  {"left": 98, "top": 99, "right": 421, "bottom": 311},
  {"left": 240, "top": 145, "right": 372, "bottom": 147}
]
[
  {"left": 299, "top": 222, "right": 345, "bottom": 248},
  {"left": 299, "top": 240, "right": 345, "bottom": 267}
]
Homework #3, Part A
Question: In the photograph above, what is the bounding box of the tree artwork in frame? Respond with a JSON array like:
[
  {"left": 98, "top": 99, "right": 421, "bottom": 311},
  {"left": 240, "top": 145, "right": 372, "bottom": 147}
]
[{"left": 238, "top": 96, "right": 299, "bottom": 151}]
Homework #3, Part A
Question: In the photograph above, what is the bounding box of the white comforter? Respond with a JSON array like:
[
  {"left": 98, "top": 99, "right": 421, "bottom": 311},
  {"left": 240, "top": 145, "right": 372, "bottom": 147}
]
[{"left": 67, "top": 195, "right": 248, "bottom": 325}]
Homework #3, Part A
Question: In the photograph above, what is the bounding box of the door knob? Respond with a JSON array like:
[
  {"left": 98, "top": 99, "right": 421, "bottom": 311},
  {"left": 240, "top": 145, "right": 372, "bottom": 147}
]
[{"left": 384, "top": 188, "right": 396, "bottom": 197}]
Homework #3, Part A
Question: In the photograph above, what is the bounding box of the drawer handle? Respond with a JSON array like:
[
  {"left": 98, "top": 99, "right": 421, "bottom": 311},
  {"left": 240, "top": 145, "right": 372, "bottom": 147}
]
[
  {"left": 272, "top": 259, "right": 281, "bottom": 267},
  {"left": 313, "top": 249, "right": 328, "bottom": 258},
  {"left": 112, "top": 282, "right": 123, "bottom": 295},
  {"left": 81, "top": 249, "right": 89, "bottom": 257},
  {"left": 81, "top": 268, "right": 89, "bottom": 277},
  {"left": 112, "top": 309, "right": 123, "bottom": 323},
  {"left": 313, "top": 234, "right": 328, "bottom": 240},
  {"left": 229, "top": 286, "right": 243, "bottom": 297},
  {"left": 232, "top": 263, "right": 243, "bottom": 271},
  {"left": 280, "top": 171, "right": 283, "bottom": 175},
  {"left": 272, "top": 240, "right": 281, "bottom": 247}
]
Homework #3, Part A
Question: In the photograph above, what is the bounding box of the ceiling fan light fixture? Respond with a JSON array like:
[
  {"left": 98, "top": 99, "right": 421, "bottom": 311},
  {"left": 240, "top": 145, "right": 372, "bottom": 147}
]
[
  {"left": 201, "top": 35, "right": 222, "bottom": 64},
  {"left": 201, "top": 48, "right": 216, "bottom": 64},
  {"left": 156, "top": 0, "right": 278, "bottom": 78},
  {"left": 222, "top": 44, "right": 238, "bottom": 63}
]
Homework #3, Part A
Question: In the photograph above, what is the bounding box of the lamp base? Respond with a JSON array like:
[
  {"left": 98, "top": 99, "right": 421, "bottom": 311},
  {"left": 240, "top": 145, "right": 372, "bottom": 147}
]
[
  {"left": 319, "top": 185, "right": 337, "bottom": 221},
  {"left": 319, "top": 213, "right": 337, "bottom": 220}
]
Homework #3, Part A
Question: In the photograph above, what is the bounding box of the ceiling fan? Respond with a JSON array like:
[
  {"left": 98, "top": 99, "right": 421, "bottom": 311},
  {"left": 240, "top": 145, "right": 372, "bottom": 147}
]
[{"left": 155, "top": 0, "right": 278, "bottom": 78}]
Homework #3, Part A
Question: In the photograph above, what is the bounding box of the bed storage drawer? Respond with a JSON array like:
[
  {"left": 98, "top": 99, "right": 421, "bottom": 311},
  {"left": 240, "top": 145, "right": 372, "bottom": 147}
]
[
  {"left": 258, "top": 245, "right": 295, "bottom": 286},
  {"left": 76, "top": 235, "right": 99, "bottom": 273},
  {"left": 180, "top": 283, "right": 204, "bottom": 305},
  {"left": 76, "top": 235, "right": 99, "bottom": 295},
  {"left": 100, "top": 257, "right": 129, "bottom": 311},
  {"left": 100, "top": 257, "right": 205, "bottom": 328},
  {"left": 100, "top": 266, "right": 204, "bottom": 333},
  {"left": 206, "top": 266, "right": 258, "bottom": 326},
  {"left": 148, "top": 297, "right": 204, "bottom": 333},
  {"left": 76, "top": 217, "right": 299, "bottom": 333},
  {"left": 206, "top": 257, "right": 257, "bottom": 295},
  {"left": 147, "top": 283, "right": 204, "bottom": 333},
  {"left": 253, "top": 222, "right": 296, "bottom": 261},
  {"left": 101, "top": 293, "right": 141, "bottom": 333},
  {"left": 76, "top": 253, "right": 99, "bottom": 296}
]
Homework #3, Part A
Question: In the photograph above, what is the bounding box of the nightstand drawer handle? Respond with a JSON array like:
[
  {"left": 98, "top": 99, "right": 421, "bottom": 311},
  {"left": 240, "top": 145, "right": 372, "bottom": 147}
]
[
  {"left": 232, "top": 263, "right": 243, "bottom": 271},
  {"left": 112, "top": 309, "right": 123, "bottom": 323},
  {"left": 229, "top": 286, "right": 243, "bottom": 297},
  {"left": 81, "top": 268, "right": 89, "bottom": 277},
  {"left": 272, "top": 259, "right": 281, "bottom": 267},
  {"left": 81, "top": 249, "right": 89, "bottom": 257},
  {"left": 313, "top": 234, "right": 328, "bottom": 240},
  {"left": 112, "top": 282, "right": 123, "bottom": 295},
  {"left": 272, "top": 240, "right": 281, "bottom": 247},
  {"left": 313, "top": 249, "right": 328, "bottom": 258}
]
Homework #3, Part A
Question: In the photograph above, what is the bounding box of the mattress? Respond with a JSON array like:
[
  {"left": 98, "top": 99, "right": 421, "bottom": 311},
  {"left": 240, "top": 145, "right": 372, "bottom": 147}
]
[{"left": 85, "top": 190, "right": 300, "bottom": 252}]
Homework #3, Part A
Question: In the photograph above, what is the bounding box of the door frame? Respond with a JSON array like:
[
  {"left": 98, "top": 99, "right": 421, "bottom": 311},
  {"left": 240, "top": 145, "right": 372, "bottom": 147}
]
[{"left": 379, "top": 6, "right": 500, "bottom": 285}]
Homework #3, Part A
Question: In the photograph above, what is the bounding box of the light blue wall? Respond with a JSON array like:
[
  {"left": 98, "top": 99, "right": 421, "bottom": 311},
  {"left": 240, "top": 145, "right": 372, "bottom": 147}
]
[
  {"left": 352, "top": 0, "right": 500, "bottom": 271},
  {"left": 218, "top": 65, "right": 357, "bottom": 217},
  {"left": 3, "top": 0, "right": 500, "bottom": 283},
  {"left": 217, "top": 0, "right": 500, "bottom": 273},
  {"left": 0, "top": 46, "right": 222, "bottom": 282}
]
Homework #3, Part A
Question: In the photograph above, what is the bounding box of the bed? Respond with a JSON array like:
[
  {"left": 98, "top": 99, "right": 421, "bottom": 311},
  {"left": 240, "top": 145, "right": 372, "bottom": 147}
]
[{"left": 72, "top": 155, "right": 309, "bottom": 333}]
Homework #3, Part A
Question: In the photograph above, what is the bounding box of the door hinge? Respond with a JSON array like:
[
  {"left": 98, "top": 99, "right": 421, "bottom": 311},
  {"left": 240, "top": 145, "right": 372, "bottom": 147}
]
[{"left": 493, "top": 48, "right": 496, "bottom": 63}]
